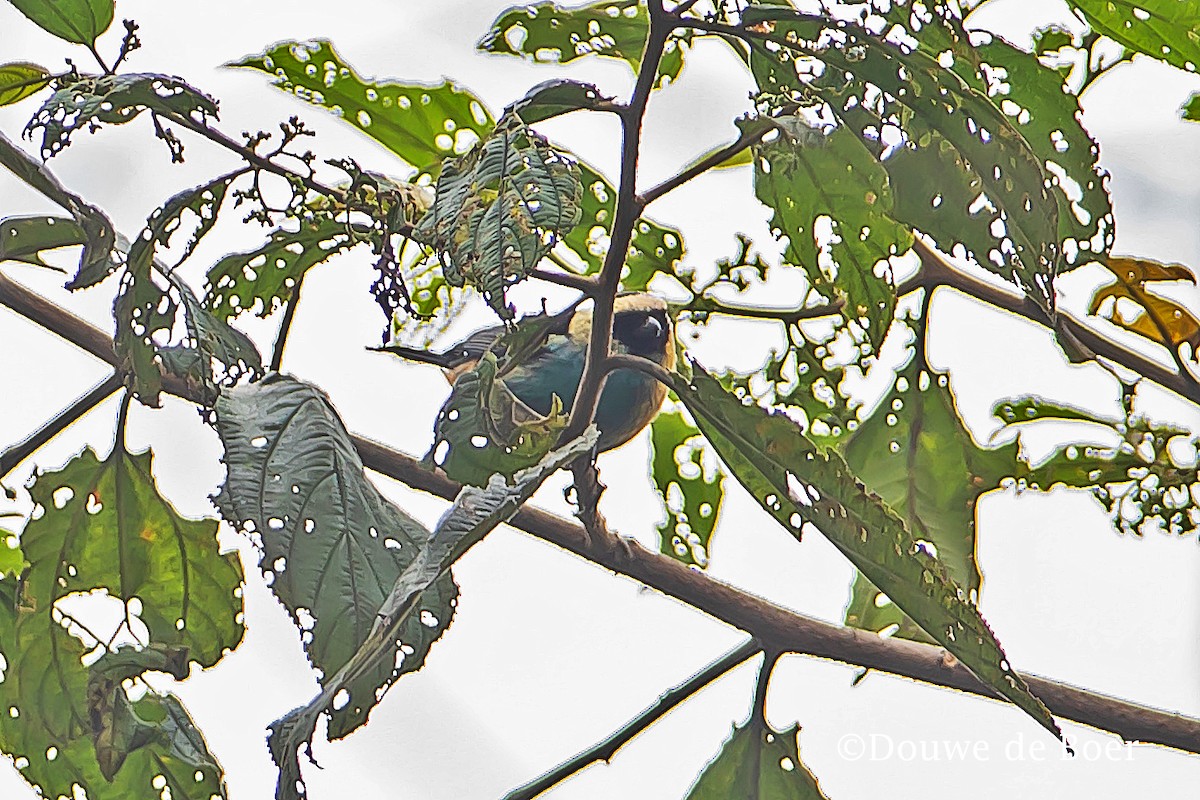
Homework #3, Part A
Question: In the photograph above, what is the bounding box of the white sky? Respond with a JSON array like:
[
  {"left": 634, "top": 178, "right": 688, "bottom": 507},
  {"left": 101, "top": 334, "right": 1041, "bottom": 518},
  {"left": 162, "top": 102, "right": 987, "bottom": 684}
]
[{"left": 1, "top": 1, "right": 1199, "bottom": 798}]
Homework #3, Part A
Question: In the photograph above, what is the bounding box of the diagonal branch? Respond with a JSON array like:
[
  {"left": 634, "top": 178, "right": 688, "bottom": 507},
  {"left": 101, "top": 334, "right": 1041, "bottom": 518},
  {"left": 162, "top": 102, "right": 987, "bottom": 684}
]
[
  {"left": 502, "top": 639, "right": 762, "bottom": 800},
  {"left": 3, "top": 271, "right": 1199, "bottom": 755}
]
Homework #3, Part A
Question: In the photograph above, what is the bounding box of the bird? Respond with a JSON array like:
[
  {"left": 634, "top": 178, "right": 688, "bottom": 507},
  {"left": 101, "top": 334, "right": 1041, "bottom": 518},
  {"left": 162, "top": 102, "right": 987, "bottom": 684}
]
[{"left": 380, "top": 293, "right": 675, "bottom": 452}]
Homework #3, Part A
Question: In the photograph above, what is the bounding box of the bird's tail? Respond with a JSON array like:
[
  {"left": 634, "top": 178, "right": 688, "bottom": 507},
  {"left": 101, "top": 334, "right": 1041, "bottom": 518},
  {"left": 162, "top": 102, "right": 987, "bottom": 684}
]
[{"left": 371, "top": 344, "right": 460, "bottom": 369}]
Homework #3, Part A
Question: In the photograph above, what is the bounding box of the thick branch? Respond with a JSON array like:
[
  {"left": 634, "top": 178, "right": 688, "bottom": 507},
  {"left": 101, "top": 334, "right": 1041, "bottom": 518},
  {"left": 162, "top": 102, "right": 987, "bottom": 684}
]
[
  {"left": 3, "top": 271, "right": 1199, "bottom": 755},
  {"left": 562, "top": 1, "right": 669, "bottom": 442}
]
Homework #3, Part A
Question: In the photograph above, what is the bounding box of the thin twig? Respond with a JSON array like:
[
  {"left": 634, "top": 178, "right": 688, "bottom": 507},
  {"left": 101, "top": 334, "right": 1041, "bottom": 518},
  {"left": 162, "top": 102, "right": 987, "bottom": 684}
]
[
  {"left": 2, "top": 274, "right": 1199, "bottom": 753},
  {"left": 270, "top": 273, "right": 305, "bottom": 372},
  {"left": 677, "top": 297, "right": 844, "bottom": 324},
  {"left": 639, "top": 120, "right": 771, "bottom": 207},
  {"left": 531, "top": 265, "right": 600, "bottom": 295},
  {"left": 502, "top": 639, "right": 761, "bottom": 800},
  {"left": 0, "top": 372, "right": 123, "bottom": 479}
]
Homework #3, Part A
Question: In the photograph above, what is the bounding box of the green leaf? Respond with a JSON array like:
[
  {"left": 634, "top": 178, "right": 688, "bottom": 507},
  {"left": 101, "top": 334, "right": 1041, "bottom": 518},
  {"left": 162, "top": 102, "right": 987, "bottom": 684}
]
[
  {"left": 214, "top": 374, "right": 458, "bottom": 739},
  {"left": 748, "top": 8, "right": 1062, "bottom": 312},
  {"left": 1183, "top": 91, "right": 1200, "bottom": 121},
  {"left": 0, "top": 528, "right": 24, "bottom": 577},
  {"left": 997, "top": 398, "right": 1199, "bottom": 537},
  {"left": 0, "top": 215, "right": 86, "bottom": 269},
  {"left": 0, "top": 62, "right": 50, "bottom": 106},
  {"left": 205, "top": 216, "right": 364, "bottom": 320},
  {"left": 650, "top": 409, "right": 724, "bottom": 568},
  {"left": 687, "top": 720, "right": 828, "bottom": 800},
  {"left": 1069, "top": 0, "right": 1200, "bottom": 74},
  {"left": 480, "top": 0, "right": 689, "bottom": 87},
  {"left": 563, "top": 159, "right": 684, "bottom": 286},
  {"left": 0, "top": 133, "right": 117, "bottom": 277},
  {"left": 0, "top": 584, "right": 228, "bottom": 800},
  {"left": 507, "top": 78, "right": 608, "bottom": 124},
  {"left": 747, "top": 116, "right": 908, "bottom": 349},
  {"left": 267, "top": 429, "right": 597, "bottom": 800},
  {"left": 413, "top": 120, "right": 582, "bottom": 319},
  {"left": 0, "top": 439, "right": 242, "bottom": 799},
  {"left": 673, "top": 364, "right": 1062, "bottom": 742},
  {"left": 231, "top": 40, "right": 494, "bottom": 176},
  {"left": 25, "top": 73, "right": 217, "bottom": 160},
  {"left": 21, "top": 445, "right": 245, "bottom": 666},
  {"left": 427, "top": 352, "right": 569, "bottom": 487},
  {"left": 6, "top": 0, "right": 113, "bottom": 45},
  {"left": 842, "top": 349, "right": 1020, "bottom": 642}
]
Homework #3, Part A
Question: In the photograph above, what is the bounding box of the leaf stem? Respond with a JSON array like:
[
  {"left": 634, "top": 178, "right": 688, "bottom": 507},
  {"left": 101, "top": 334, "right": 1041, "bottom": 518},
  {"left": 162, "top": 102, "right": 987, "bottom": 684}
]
[
  {"left": 501, "top": 639, "right": 761, "bottom": 800},
  {"left": 0, "top": 372, "right": 123, "bottom": 479},
  {"left": 270, "top": 272, "right": 305, "bottom": 372}
]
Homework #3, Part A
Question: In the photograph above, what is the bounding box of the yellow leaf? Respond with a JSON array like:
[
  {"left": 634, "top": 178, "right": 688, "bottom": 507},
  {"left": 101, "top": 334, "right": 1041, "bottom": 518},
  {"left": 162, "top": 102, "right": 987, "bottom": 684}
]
[{"left": 1090, "top": 256, "right": 1200, "bottom": 349}]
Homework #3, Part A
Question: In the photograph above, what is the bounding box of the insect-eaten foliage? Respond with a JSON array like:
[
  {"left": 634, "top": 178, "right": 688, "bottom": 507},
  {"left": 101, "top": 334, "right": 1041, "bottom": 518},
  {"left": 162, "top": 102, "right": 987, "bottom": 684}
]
[
  {"left": 215, "top": 374, "right": 458, "bottom": 739},
  {"left": 1089, "top": 256, "right": 1200, "bottom": 352},
  {"left": 650, "top": 409, "right": 725, "bottom": 568},
  {"left": 232, "top": 40, "right": 495, "bottom": 178},
  {"left": 413, "top": 119, "right": 583, "bottom": 319},
  {"left": 26, "top": 73, "right": 217, "bottom": 161},
  {"left": 842, "top": 340, "right": 1019, "bottom": 642},
  {"left": 480, "top": 0, "right": 691, "bottom": 88},
  {"left": 997, "top": 395, "right": 1200, "bottom": 537},
  {"left": 672, "top": 364, "right": 1062, "bottom": 742},
  {"left": 687, "top": 717, "right": 828, "bottom": 800},
  {"left": 0, "top": 442, "right": 243, "bottom": 800}
]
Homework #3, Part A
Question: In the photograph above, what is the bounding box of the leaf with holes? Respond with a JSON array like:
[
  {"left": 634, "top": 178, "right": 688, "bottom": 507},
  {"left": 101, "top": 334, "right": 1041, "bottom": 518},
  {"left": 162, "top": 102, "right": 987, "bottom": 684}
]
[
  {"left": 884, "top": 6, "right": 1113, "bottom": 266},
  {"left": 507, "top": 78, "right": 608, "bottom": 125},
  {"left": 480, "top": 0, "right": 689, "bottom": 88},
  {"left": 112, "top": 265, "right": 175, "bottom": 406},
  {"left": 747, "top": 8, "right": 1061, "bottom": 312},
  {"left": 686, "top": 719, "right": 828, "bottom": 800},
  {"left": 1069, "top": 0, "right": 1200, "bottom": 74},
  {"left": 25, "top": 73, "right": 217, "bottom": 159},
  {"left": 8, "top": 0, "right": 113, "bottom": 45},
  {"left": 0, "top": 215, "right": 86, "bottom": 269},
  {"left": 650, "top": 410, "right": 724, "bottom": 568},
  {"left": 0, "top": 439, "right": 242, "bottom": 798},
  {"left": 673, "top": 364, "right": 1062, "bottom": 742},
  {"left": 996, "top": 397, "right": 1200, "bottom": 536},
  {"left": 563, "top": 159, "right": 684, "bottom": 285},
  {"left": 0, "top": 62, "right": 50, "bottom": 106},
  {"left": 0, "top": 581, "right": 230, "bottom": 800},
  {"left": 842, "top": 350, "right": 1020, "bottom": 642},
  {"left": 20, "top": 445, "right": 245, "bottom": 666},
  {"left": 1089, "top": 256, "right": 1200, "bottom": 350},
  {"left": 205, "top": 216, "right": 366, "bottom": 320},
  {"left": 215, "top": 374, "right": 457, "bottom": 739},
  {"left": 427, "top": 352, "right": 569, "bottom": 487},
  {"left": 231, "top": 40, "right": 494, "bottom": 176},
  {"left": 413, "top": 121, "right": 582, "bottom": 319},
  {"left": 266, "top": 429, "right": 596, "bottom": 800},
  {"left": 746, "top": 115, "right": 908, "bottom": 349}
]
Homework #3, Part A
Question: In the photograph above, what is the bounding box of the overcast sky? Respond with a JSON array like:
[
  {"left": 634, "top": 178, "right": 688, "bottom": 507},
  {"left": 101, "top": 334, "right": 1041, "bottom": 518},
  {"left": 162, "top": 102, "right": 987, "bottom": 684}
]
[{"left": 1, "top": 1, "right": 1199, "bottom": 798}]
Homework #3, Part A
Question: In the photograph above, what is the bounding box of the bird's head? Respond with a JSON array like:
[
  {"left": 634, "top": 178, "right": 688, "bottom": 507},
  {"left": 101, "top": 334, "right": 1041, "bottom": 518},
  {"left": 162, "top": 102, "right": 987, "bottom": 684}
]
[{"left": 568, "top": 292, "right": 675, "bottom": 368}]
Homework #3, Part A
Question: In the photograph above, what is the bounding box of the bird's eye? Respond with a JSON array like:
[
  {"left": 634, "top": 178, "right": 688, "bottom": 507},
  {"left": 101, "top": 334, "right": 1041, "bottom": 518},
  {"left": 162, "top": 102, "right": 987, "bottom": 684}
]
[{"left": 641, "top": 316, "right": 663, "bottom": 339}]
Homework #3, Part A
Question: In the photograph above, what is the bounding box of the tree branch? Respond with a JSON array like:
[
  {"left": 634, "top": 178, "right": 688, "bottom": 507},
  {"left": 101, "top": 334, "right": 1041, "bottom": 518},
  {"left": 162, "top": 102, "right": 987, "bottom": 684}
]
[
  {"left": 562, "top": 0, "right": 670, "bottom": 442},
  {"left": 3, "top": 269, "right": 1200, "bottom": 756},
  {"left": 502, "top": 639, "right": 761, "bottom": 800},
  {"left": 902, "top": 239, "right": 1200, "bottom": 406},
  {"left": 639, "top": 120, "right": 771, "bottom": 208},
  {"left": 0, "top": 371, "right": 123, "bottom": 479}
]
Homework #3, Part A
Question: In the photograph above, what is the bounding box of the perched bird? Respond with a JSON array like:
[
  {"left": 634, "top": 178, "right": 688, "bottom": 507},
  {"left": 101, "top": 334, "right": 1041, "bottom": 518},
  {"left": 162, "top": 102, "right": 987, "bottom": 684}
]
[{"left": 382, "top": 293, "right": 675, "bottom": 451}]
